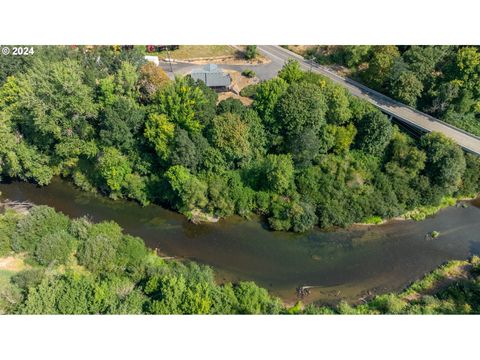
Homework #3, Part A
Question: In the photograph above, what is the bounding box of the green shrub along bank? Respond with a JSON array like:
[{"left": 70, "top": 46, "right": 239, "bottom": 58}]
[
  {"left": 1, "top": 206, "right": 480, "bottom": 314},
  {"left": 306, "top": 257, "right": 480, "bottom": 315},
  {"left": 307, "top": 45, "right": 480, "bottom": 136},
  {"left": 0, "top": 206, "right": 283, "bottom": 314},
  {"left": 1, "top": 46, "right": 479, "bottom": 233}
]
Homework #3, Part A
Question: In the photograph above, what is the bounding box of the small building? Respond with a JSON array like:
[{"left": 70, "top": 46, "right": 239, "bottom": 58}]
[{"left": 190, "top": 64, "right": 231, "bottom": 90}]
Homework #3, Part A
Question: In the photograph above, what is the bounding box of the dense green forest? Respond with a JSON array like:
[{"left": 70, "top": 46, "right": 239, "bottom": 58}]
[
  {"left": 1, "top": 46, "right": 479, "bottom": 233},
  {"left": 1, "top": 205, "right": 480, "bottom": 314},
  {"left": 307, "top": 45, "right": 480, "bottom": 136}
]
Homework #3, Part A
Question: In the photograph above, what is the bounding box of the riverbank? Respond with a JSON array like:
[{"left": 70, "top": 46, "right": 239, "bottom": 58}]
[
  {"left": 1, "top": 178, "right": 480, "bottom": 306},
  {"left": 2, "top": 201, "right": 480, "bottom": 314},
  {"left": 355, "top": 195, "right": 476, "bottom": 227}
]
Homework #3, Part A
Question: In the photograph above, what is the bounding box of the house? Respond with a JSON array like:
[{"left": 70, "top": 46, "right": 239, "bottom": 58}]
[{"left": 190, "top": 64, "right": 231, "bottom": 90}]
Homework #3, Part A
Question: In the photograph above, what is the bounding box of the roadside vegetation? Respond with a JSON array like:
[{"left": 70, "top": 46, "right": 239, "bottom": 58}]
[
  {"left": 1, "top": 205, "right": 480, "bottom": 314},
  {"left": 299, "top": 45, "right": 480, "bottom": 136},
  {"left": 1, "top": 46, "right": 479, "bottom": 234}
]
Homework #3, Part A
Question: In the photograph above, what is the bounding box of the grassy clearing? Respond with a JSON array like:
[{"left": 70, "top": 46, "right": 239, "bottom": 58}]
[
  {"left": 151, "top": 45, "right": 238, "bottom": 60},
  {"left": 0, "top": 269, "right": 15, "bottom": 288},
  {"left": 0, "top": 255, "right": 27, "bottom": 314}
]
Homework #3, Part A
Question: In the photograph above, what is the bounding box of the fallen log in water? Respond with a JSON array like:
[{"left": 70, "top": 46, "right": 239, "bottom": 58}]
[{"left": 0, "top": 199, "right": 35, "bottom": 212}]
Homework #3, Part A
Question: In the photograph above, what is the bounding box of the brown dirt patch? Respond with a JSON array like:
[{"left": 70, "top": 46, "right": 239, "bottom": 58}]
[
  {"left": 217, "top": 92, "right": 253, "bottom": 106},
  {"left": 0, "top": 256, "right": 26, "bottom": 272}
]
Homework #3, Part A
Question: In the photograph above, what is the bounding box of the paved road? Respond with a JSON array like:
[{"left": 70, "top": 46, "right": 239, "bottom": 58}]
[
  {"left": 159, "top": 59, "right": 278, "bottom": 81},
  {"left": 257, "top": 45, "right": 480, "bottom": 155}
]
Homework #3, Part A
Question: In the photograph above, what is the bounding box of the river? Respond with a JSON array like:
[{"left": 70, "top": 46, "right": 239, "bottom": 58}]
[{"left": 1, "top": 178, "right": 480, "bottom": 305}]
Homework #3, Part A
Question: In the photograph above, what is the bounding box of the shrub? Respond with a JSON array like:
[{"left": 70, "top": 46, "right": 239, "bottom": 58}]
[
  {"left": 239, "top": 84, "right": 258, "bottom": 98},
  {"left": 241, "top": 69, "right": 256, "bottom": 78},
  {"left": 77, "top": 221, "right": 123, "bottom": 274},
  {"left": 11, "top": 269, "right": 45, "bottom": 292},
  {"left": 117, "top": 235, "right": 149, "bottom": 278},
  {"left": 244, "top": 45, "right": 257, "bottom": 60}
]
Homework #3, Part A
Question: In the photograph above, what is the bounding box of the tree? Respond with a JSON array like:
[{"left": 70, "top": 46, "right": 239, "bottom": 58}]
[
  {"left": 0, "top": 111, "right": 53, "bottom": 185},
  {"left": 244, "top": 45, "right": 257, "bottom": 60},
  {"left": 278, "top": 59, "right": 303, "bottom": 84},
  {"left": 458, "top": 153, "right": 480, "bottom": 196},
  {"left": 13, "top": 59, "right": 98, "bottom": 169},
  {"left": 283, "top": 128, "right": 321, "bottom": 167},
  {"left": 274, "top": 82, "right": 328, "bottom": 141},
  {"left": 0, "top": 50, "right": 35, "bottom": 84},
  {"left": 12, "top": 206, "right": 70, "bottom": 253},
  {"left": 362, "top": 45, "right": 400, "bottom": 90},
  {"left": 0, "top": 210, "right": 21, "bottom": 256},
  {"left": 151, "top": 77, "right": 207, "bottom": 133},
  {"left": 165, "top": 165, "right": 208, "bottom": 213},
  {"left": 169, "top": 128, "right": 200, "bottom": 172},
  {"left": 77, "top": 221, "right": 123, "bottom": 274},
  {"left": 354, "top": 111, "right": 393, "bottom": 156},
  {"left": 420, "top": 132, "right": 466, "bottom": 192},
  {"left": 340, "top": 45, "right": 372, "bottom": 68},
  {"left": 252, "top": 78, "right": 288, "bottom": 125},
  {"left": 388, "top": 70, "right": 424, "bottom": 106},
  {"left": 124, "top": 173, "right": 149, "bottom": 206},
  {"left": 187, "top": 77, "right": 218, "bottom": 127},
  {"left": 232, "top": 281, "right": 281, "bottom": 314},
  {"left": 262, "top": 154, "right": 295, "bottom": 194},
  {"left": 138, "top": 62, "right": 170, "bottom": 101},
  {"left": 117, "top": 234, "right": 149, "bottom": 278},
  {"left": 291, "top": 202, "right": 318, "bottom": 232},
  {"left": 330, "top": 123, "right": 357, "bottom": 154},
  {"left": 34, "top": 230, "right": 76, "bottom": 266},
  {"left": 217, "top": 98, "right": 247, "bottom": 115},
  {"left": 145, "top": 273, "right": 214, "bottom": 315},
  {"left": 99, "top": 96, "right": 145, "bottom": 153},
  {"left": 453, "top": 47, "right": 480, "bottom": 94},
  {"left": 242, "top": 109, "right": 267, "bottom": 160},
  {"left": 144, "top": 113, "right": 175, "bottom": 160},
  {"left": 324, "top": 82, "right": 352, "bottom": 125},
  {"left": 403, "top": 46, "right": 449, "bottom": 83},
  {"left": 116, "top": 61, "right": 140, "bottom": 97},
  {"left": 268, "top": 197, "right": 318, "bottom": 232},
  {"left": 97, "top": 147, "right": 132, "bottom": 195},
  {"left": 385, "top": 130, "right": 426, "bottom": 177},
  {"left": 208, "top": 113, "right": 251, "bottom": 166}
]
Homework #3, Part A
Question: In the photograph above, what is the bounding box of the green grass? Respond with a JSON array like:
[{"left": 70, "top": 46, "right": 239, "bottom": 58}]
[
  {"left": 148, "top": 45, "right": 238, "bottom": 60},
  {"left": 0, "top": 269, "right": 15, "bottom": 287},
  {"left": 401, "top": 259, "right": 467, "bottom": 297},
  {"left": 0, "top": 269, "right": 16, "bottom": 314},
  {"left": 403, "top": 196, "right": 456, "bottom": 221},
  {"left": 362, "top": 215, "right": 383, "bottom": 225}
]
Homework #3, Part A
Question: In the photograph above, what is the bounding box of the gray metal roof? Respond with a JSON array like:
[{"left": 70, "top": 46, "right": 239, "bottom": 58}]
[{"left": 191, "top": 64, "right": 231, "bottom": 87}]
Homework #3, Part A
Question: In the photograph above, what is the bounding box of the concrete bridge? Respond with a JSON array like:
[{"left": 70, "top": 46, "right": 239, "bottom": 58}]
[{"left": 257, "top": 45, "right": 480, "bottom": 155}]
